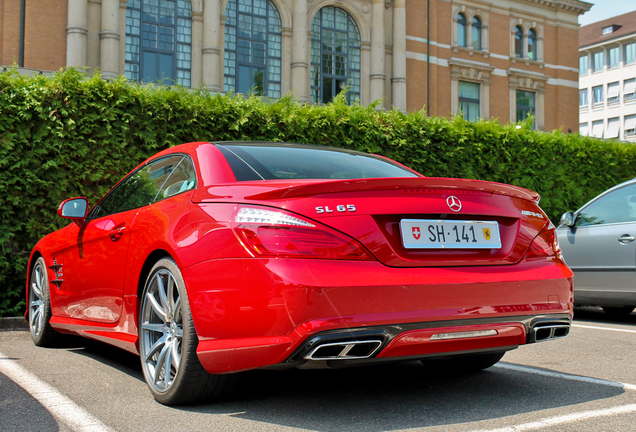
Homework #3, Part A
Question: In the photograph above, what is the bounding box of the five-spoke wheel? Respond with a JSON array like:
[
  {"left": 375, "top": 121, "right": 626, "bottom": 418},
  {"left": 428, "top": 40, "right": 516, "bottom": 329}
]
[
  {"left": 28, "top": 257, "right": 59, "bottom": 346},
  {"left": 139, "top": 258, "right": 233, "bottom": 405}
]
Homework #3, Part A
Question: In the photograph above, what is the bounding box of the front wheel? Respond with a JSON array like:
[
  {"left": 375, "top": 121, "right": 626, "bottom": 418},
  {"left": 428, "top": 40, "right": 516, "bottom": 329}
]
[
  {"left": 28, "top": 257, "right": 60, "bottom": 347},
  {"left": 138, "top": 258, "right": 233, "bottom": 405},
  {"left": 421, "top": 351, "right": 506, "bottom": 373}
]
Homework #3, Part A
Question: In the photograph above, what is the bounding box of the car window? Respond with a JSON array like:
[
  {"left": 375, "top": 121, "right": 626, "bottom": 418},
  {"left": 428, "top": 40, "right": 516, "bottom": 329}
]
[
  {"left": 217, "top": 144, "right": 419, "bottom": 181},
  {"left": 576, "top": 183, "right": 636, "bottom": 227},
  {"left": 90, "top": 155, "right": 185, "bottom": 219},
  {"left": 157, "top": 156, "right": 197, "bottom": 200}
]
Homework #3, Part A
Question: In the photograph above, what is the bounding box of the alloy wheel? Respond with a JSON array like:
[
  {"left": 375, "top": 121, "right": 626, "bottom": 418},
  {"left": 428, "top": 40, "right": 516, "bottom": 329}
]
[
  {"left": 140, "top": 268, "right": 184, "bottom": 394},
  {"left": 29, "top": 261, "right": 46, "bottom": 338}
]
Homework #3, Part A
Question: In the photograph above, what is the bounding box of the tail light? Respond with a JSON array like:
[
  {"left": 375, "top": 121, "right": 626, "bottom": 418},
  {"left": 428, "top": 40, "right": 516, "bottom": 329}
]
[
  {"left": 525, "top": 222, "right": 563, "bottom": 261},
  {"left": 231, "top": 206, "right": 373, "bottom": 260}
]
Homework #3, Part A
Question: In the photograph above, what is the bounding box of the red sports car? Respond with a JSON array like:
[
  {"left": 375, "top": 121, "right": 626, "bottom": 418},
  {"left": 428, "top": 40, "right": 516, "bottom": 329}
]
[{"left": 27, "top": 141, "right": 573, "bottom": 405}]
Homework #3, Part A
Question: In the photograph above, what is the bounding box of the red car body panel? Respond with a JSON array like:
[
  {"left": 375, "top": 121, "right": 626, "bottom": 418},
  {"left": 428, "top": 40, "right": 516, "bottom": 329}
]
[{"left": 27, "top": 141, "right": 573, "bottom": 374}]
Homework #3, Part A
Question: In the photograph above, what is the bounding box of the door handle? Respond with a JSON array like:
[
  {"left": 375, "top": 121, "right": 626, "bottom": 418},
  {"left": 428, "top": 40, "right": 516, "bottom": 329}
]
[
  {"left": 618, "top": 234, "right": 635, "bottom": 244},
  {"left": 109, "top": 226, "right": 126, "bottom": 242}
]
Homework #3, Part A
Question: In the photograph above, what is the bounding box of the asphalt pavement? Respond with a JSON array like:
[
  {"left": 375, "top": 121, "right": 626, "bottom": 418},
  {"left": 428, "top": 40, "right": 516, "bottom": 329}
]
[{"left": 2, "top": 308, "right": 636, "bottom": 432}]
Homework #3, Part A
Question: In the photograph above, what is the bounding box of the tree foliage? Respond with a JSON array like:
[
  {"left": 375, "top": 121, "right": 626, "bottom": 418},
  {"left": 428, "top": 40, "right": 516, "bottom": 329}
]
[{"left": 1, "top": 68, "right": 634, "bottom": 316}]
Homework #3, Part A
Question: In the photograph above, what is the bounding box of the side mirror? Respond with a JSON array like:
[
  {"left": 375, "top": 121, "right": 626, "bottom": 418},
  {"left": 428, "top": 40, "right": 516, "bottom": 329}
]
[
  {"left": 560, "top": 211, "right": 575, "bottom": 228},
  {"left": 58, "top": 197, "right": 89, "bottom": 226}
]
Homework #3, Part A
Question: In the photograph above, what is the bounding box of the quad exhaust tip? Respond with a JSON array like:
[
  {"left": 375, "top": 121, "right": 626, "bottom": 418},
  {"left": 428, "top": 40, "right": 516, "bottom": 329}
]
[
  {"left": 532, "top": 323, "right": 570, "bottom": 342},
  {"left": 304, "top": 340, "right": 383, "bottom": 360}
]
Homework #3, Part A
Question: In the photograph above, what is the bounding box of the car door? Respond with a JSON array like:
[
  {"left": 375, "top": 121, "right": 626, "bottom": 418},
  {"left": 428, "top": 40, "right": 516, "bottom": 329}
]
[
  {"left": 559, "top": 183, "right": 636, "bottom": 306},
  {"left": 52, "top": 155, "right": 186, "bottom": 323}
]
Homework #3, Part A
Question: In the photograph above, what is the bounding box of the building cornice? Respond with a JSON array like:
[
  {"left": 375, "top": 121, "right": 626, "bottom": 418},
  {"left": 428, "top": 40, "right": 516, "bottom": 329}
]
[
  {"left": 447, "top": 0, "right": 592, "bottom": 15},
  {"left": 518, "top": 0, "right": 593, "bottom": 15}
]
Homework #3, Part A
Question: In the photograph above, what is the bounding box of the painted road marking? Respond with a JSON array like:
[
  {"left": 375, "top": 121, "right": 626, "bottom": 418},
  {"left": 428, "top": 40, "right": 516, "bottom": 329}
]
[
  {"left": 469, "top": 404, "right": 636, "bottom": 432},
  {"left": 0, "top": 351, "right": 114, "bottom": 432},
  {"left": 495, "top": 363, "right": 636, "bottom": 391},
  {"left": 572, "top": 323, "right": 636, "bottom": 334},
  {"left": 468, "top": 363, "right": 636, "bottom": 431}
]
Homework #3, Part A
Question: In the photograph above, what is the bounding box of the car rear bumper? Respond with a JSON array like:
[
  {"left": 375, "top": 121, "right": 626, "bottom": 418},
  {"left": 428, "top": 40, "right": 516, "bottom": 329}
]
[{"left": 182, "top": 258, "right": 573, "bottom": 374}]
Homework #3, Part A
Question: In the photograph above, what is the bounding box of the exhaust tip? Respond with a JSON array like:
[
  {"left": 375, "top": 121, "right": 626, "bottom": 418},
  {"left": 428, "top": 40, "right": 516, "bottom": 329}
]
[
  {"left": 304, "top": 340, "right": 383, "bottom": 360},
  {"left": 532, "top": 323, "right": 570, "bottom": 343}
]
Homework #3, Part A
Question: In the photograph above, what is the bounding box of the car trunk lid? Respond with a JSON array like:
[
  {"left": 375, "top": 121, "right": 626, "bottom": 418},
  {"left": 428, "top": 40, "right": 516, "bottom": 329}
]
[{"left": 193, "top": 178, "right": 548, "bottom": 267}]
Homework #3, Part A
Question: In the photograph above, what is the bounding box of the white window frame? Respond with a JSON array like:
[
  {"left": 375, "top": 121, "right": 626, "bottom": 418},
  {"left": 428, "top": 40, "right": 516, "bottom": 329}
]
[
  {"left": 625, "top": 115, "right": 636, "bottom": 137},
  {"left": 592, "top": 120, "right": 604, "bottom": 138},
  {"left": 625, "top": 42, "right": 636, "bottom": 65},
  {"left": 593, "top": 85, "right": 604, "bottom": 106},
  {"left": 607, "top": 117, "right": 620, "bottom": 139},
  {"left": 579, "top": 89, "right": 588, "bottom": 108},
  {"left": 625, "top": 79, "right": 636, "bottom": 101},
  {"left": 608, "top": 46, "right": 620, "bottom": 69},
  {"left": 579, "top": 54, "right": 589, "bottom": 75},
  {"left": 607, "top": 82, "right": 620, "bottom": 104},
  {"left": 593, "top": 51, "right": 604, "bottom": 72}
]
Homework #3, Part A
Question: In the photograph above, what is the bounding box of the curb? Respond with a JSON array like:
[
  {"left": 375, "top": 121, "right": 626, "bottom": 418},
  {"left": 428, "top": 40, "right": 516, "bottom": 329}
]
[{"left": 0, "top": 317, "right": 28, "bottom": 331}]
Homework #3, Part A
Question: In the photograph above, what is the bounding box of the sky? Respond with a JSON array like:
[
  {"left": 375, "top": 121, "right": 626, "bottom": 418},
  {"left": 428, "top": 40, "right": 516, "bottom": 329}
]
[{"left": 579, "top": 0, "right": 636, "bottom": 26}]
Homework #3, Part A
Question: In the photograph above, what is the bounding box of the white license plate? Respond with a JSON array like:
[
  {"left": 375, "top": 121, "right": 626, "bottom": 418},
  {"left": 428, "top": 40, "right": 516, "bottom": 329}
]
[{"left": 400, "top": 219, "right": 502, "bottom": 249}]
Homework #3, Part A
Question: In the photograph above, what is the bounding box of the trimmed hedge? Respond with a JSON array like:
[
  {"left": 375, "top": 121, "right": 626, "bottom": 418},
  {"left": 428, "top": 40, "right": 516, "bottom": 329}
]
[{"left": 1, "top": 68, "right": 634, "bottom": 316}]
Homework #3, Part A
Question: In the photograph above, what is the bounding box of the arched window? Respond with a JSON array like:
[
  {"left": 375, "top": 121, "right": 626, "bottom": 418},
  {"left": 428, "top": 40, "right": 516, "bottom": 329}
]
[
  {"left": 457, "top": 13, "right": 467, "bottom": 47},
  {"left": 125, "top": 0, "right": 192, "bottom": 87},
  {"left": 514, "top": 26, "right": 523, "bottom": 58},
  {"left": 471, "top": 16, "right": 482, "bottom": 50},
  {"left": 224, "top": 0, "right": 282, "bottom": 98},
  {"left": 310, "top": 7, "right": 361, "bottom": 104},
  {"left": 528, "top": 28, "right": 537, "bottom": 60}
]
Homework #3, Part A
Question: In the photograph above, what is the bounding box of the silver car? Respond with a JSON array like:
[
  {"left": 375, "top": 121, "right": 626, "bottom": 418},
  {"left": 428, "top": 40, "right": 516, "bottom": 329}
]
[{"left": 557, "top": 178, "right": 636, "bottom": 316}]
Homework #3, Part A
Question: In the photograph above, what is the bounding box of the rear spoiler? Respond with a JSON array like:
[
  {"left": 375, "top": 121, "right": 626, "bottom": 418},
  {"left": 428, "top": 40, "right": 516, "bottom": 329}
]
[{"left": 243, "top": 177, "right": 540, "bottom": 202}]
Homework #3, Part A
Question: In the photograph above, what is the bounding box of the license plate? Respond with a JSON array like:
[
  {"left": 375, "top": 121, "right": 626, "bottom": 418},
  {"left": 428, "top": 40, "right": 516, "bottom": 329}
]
[{"left": 400, "top": 219, "right": 502, "bottom": 249}]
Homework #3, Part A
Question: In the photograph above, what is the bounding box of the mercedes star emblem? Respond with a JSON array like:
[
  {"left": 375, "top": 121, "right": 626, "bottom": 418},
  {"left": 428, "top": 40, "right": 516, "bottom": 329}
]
[{"left": 447, "top": 196, "right": 462, "bottom": 212}]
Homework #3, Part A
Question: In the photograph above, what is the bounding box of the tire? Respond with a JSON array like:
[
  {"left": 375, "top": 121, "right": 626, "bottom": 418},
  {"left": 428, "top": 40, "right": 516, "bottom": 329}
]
[
  {"left": 421, "top": 351, "right": 506, "bottom": 373},
  {"left": 138, "top": 258, "right": 234, "bottom": 405},
  {"left": 28, "top": 257, "right": 60, "bottom": 347},
  {"left": 602, "top": 306, "right": 634, "bottom": 317}
]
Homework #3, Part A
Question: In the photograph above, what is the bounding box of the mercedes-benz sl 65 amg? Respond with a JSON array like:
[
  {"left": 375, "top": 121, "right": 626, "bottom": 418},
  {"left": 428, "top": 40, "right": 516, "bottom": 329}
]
[{"left": 26, "top": 142, "right": 572, "bottom": 405}]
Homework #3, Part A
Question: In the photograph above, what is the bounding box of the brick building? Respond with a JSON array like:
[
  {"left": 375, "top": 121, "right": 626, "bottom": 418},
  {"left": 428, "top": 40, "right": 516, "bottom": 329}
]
[{"left": 1, "top": 0, "right": 591, "bottom": 131}]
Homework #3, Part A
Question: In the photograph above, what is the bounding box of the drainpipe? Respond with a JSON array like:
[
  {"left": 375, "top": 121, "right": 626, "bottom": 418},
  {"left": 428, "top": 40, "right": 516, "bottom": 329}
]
[
  {"left": 426, "top": 0, "right": 430, "bottom": 114},
  {"left": 19, "top": 0, "right": 26, "bottom": 67}
]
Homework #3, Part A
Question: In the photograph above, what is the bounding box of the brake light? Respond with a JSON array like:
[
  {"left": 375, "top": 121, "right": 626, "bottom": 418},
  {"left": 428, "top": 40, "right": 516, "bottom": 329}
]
[
  {"left": 525, "top": 222, "right": 563, "bottom": 260},
  {"left": 232, "top": 206, "right": 373, "bottom": 260}
]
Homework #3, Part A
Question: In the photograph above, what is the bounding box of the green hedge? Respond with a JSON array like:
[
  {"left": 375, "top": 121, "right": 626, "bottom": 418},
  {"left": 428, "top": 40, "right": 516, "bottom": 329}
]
[{"left": 1, "top": 68, "right": 635, "bottom": 316}]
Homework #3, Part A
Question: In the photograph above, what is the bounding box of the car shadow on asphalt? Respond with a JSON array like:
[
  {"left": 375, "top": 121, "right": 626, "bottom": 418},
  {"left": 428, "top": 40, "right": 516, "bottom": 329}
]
[
  {"left": 60, "top": 333, "right": 627, "bottom": 431},
  {"left": 65, "top": 336, "right": 144, "bottom": 381},
  {"left": 178, "top": 359, "right": 624, "bottom": 431}
]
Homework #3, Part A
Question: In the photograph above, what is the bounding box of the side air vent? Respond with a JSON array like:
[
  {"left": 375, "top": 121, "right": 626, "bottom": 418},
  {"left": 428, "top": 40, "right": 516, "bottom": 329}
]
[{"left": 304, "top": 340, "right": 383, "bottom": 360}]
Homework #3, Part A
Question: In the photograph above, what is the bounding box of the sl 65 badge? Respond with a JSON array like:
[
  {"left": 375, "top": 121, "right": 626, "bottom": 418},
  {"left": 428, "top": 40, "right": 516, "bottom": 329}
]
[{"left": 316, "top": 204, "right": 356, "bottom": 214}]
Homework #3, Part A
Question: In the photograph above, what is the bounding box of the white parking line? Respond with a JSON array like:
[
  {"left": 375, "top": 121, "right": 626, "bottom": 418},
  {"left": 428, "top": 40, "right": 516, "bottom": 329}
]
[
  {"left": 469, "top": 363, "right": 636, "bottom": 431},
  {"left": 469, "top": 404, "right": 636, "bottom": 432},
  {"left": 495, "top": 363, "right": 636, "bottom": 391},
  {"left": 572, "top": 323, "right": 636, "bottom": 334},
  {"left": 0, "top": 351, "right": 114, "bottom": 432}
]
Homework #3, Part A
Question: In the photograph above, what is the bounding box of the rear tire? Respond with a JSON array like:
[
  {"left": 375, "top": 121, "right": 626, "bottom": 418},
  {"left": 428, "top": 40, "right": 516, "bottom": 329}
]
[
  {"left": 602, "top": 306, "right": 634, "bottom": 317},
  {"left": 28, "top": 257, "right": 60, "bottom": 347},
  {"left": 422, "top": 351, "right": 506, "bottom": 373},
  {"left": 139, "top": 258, "right": 234, "bottom": 405}
]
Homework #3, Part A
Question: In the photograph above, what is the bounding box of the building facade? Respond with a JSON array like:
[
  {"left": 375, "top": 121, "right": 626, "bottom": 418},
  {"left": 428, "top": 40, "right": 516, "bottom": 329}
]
[
  {"left": 1, "top": 0, "right": 591, "bottom": 131},
  {"left": 579, "top": 11, "right": 636, "bottom": 143}
]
